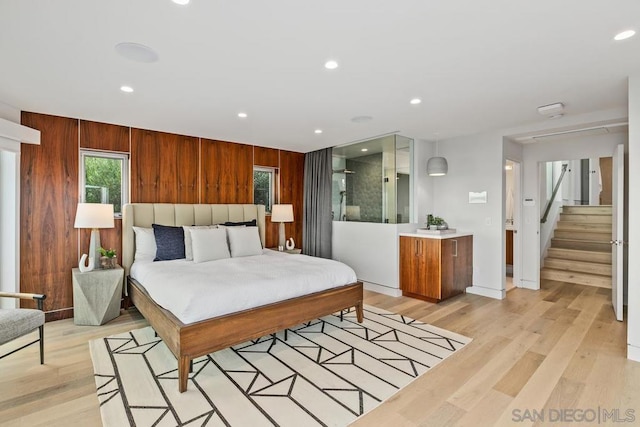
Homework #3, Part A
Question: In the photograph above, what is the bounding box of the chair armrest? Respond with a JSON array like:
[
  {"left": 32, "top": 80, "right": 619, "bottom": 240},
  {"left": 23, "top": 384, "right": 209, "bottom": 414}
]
[{"left": 0, "top": 292, "right": 46, "bottom": 310}]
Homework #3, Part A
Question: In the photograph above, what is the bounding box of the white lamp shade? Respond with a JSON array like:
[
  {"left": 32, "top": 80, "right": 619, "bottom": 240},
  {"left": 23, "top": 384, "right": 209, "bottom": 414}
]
[
  {"left": 427, "top": 157, "right": 448, "bottom": 176},
  {"left": 271, "top": 204, "right": 294, "bottom": 222},
  {"left": 74, "top": 203, "right": 115, "bottom": 229}
]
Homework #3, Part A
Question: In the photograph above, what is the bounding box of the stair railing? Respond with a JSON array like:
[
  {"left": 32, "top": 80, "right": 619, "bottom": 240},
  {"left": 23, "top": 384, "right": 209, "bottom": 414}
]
[{"left": 541, "top": 164, "right": 568, "bottom": 223}]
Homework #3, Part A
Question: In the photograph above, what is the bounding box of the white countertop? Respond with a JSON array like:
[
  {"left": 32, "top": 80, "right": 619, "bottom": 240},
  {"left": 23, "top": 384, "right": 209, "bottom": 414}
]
[{"left": 399, "top": 231, "right": 473, "bottom": 239}]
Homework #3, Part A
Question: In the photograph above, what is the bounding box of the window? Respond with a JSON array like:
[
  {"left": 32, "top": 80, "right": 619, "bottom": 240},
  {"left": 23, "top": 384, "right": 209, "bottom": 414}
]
[
  {"left": 80, "top": 150, "right": 129, "bottom": 216},
  {"left": 254, "top": 167, "right": 276, "bottom": 213}
]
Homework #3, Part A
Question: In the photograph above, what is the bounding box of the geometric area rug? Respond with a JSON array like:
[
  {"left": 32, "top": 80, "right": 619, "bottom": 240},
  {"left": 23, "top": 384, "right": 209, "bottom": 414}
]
[{"left": 89, "top": 305, "right": 471, "bottom": 427}]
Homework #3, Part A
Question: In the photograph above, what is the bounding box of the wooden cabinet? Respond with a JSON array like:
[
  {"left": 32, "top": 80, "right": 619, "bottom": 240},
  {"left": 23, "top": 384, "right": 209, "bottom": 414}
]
[
  {"left": 505, "top": 230, "right": 514, "bottom": 265},
  {"left": 399, "top": 235, "right": 473, "bottom": 302}
]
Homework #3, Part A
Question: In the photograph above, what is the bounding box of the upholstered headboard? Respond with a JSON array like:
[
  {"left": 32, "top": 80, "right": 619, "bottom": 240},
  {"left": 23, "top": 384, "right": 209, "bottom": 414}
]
[{"left": 122, "top": 203, "right": 266, "bottom": 277}]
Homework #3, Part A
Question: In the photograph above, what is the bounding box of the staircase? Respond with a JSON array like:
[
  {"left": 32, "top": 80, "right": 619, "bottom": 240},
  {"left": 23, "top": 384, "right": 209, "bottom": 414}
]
[{"left": 541, "top": 205, "right": 613, "bottom": 288}]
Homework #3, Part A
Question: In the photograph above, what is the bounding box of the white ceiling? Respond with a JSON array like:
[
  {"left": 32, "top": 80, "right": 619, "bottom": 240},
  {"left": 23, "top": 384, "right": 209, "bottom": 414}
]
[{"left": 1, "top": 1, "right": 638, "bottom": 153}]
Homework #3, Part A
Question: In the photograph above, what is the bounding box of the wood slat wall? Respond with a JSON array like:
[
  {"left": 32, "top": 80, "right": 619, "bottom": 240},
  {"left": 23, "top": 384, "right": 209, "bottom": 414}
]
[
  {"left": 280, "top": 150, "right": 305, "bottom": 247},
  {"left": 131, "top": 129, "right": 199, "bottom": 203},
  {"left": 20, "top": 113, "right": 79, "bottom": 320},
  {"left": 79, "top": 120, "right": 129, "bottom": 152},
  {"left": 20, "top": 112, "right": 306, "bottom": 320},
  {"left": 201, "top": 139, "right": 253, "bottom": 204},
  {"left": 254, "top": 146, "right": 279, "bottom": 168}
]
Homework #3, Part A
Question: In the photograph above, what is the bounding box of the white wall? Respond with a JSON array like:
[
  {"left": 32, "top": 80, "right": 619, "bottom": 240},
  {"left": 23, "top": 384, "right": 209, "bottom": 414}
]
[
  {"left": 412, "top": 139, "right": 435, "bottom": 223},
  {"left": 0, "top": 102, "right": 34, "bottom": 309},
  {"left": 427, "top": 130, "right": 506, "bottom": 299},
  {"left": 628, "top": 75, "right": 640, "bottom": 362},
  {"left": 519, "top": 131, "right": 626, "bottom": 289},
  {"left": 332, "top": 222, "right": 416, "bottom": 296}
]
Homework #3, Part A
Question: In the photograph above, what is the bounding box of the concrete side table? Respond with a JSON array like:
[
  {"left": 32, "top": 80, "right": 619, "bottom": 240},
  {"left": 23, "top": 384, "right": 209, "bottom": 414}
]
[{"left": 72, "top": 266, "right": 124, "bottom": 326}]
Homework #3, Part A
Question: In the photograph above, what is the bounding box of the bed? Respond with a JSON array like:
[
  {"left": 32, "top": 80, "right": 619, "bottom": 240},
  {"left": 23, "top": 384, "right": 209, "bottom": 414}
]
[{"left": 122, "top": 203, "right": 364, "bottom": 392}]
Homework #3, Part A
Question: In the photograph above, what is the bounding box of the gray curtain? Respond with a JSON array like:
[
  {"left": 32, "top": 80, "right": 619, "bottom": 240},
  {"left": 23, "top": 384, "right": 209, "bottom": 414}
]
[{"left": 303, "top": 148, "right": 332, "bottom": 258}]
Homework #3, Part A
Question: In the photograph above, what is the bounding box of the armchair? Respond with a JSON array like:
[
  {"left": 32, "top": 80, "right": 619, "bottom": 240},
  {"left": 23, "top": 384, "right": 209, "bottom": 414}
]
[{"left": 0, "top": 292, "right": 46, "bottom": 364}]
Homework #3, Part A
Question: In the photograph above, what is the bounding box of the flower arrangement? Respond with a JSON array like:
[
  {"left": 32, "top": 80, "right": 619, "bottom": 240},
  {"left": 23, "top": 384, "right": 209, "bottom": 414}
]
[{"left": 99, "top": 247, "right": 117, "bottom": 269}]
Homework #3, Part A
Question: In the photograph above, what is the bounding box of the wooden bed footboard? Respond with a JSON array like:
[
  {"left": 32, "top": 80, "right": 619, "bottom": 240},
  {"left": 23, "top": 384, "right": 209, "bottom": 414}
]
[{"left": 128, "top": 277, "right": 364, "bottom": 392}]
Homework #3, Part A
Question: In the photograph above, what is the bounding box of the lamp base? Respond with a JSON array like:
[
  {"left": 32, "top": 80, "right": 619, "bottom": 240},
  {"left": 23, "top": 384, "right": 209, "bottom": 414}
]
[
  {"left": 278, "top": 222, "right": 286, "bottom": 250},
  {"left": 89, "top": 228, "right": 102, "bottom": 269}
]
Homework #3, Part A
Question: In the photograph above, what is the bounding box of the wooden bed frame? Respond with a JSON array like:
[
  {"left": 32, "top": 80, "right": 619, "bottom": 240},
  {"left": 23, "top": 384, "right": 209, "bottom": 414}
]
[{"left": 122, "top": 203, "right": 363, "bottom": 392}]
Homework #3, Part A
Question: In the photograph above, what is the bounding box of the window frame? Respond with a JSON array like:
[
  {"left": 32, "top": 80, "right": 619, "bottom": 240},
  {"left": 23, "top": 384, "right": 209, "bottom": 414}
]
[
  {"left": 79, "top": 149, "right": 129, "bottom": 217},
  {"left": 253, "top": 166, "right": 278, "bottom": 214}
]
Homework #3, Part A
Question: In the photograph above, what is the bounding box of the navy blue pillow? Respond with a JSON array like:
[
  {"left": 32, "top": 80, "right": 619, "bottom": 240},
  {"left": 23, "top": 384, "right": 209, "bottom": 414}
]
[
  {"left": 223, "top": 219, "right": 257, "bottom": 227},
  {"left": 152, "top": 224, "right": 185, "bottom": 261}
]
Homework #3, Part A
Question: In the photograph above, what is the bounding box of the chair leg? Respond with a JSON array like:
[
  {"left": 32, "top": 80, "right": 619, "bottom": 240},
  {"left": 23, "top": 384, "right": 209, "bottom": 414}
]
[{"left": 39, "top": 325, "right": 44, "bottom": 364}]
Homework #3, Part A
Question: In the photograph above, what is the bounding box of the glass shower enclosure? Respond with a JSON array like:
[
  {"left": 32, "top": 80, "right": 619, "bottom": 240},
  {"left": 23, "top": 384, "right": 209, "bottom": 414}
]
[{"left": 332, "top": 134, "right": 412, "bottom": 224}]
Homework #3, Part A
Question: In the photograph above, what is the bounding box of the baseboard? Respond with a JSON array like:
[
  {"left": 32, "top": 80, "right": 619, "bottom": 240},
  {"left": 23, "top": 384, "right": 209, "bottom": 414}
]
[
  {"left": 465, "top": 285, "right": 506, "bottom": 300},
  {"left": 628, "top": 344, "right": 640, "bottom": 362},
  {"left": 519, "top": 279, "right": 539, "bottom": 291},
  {"left": 363, "top": 282, "right": 402, "bottom": 297}
]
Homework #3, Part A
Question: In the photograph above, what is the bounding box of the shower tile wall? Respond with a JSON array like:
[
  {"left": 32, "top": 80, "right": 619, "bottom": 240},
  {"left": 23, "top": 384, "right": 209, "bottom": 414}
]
[{"left": 346, "top": 153, "right": 383, "bottom": 222}]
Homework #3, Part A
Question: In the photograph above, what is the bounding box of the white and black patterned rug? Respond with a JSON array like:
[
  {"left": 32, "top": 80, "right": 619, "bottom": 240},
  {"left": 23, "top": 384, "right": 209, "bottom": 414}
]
[{"left": 89, "top": 305, "right": 471, "bottom": 426}]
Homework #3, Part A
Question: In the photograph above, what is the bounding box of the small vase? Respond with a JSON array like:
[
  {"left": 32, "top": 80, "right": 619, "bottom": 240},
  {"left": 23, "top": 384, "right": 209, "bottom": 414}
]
[{"left": 100, "top": 256, "right": 116, "bottom": 269}]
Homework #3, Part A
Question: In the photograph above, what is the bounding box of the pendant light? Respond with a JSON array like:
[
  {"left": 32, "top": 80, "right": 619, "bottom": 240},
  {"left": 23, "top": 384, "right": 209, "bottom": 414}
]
[{"left": 427, "top": 138, "right": 448, "bottom": 176}]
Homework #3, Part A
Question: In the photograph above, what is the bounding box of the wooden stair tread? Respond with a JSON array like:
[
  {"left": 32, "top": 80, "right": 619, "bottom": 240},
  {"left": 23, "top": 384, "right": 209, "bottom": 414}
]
[
  {"left": 550, "top": 238, "right": 612, "bottom": 252},
  {"left": 553, "top": 230, "right": 612, "bottom": 242},
  {"left": 546, "top": 248, "right": 612, "bottom": 263},
  {"left": 544, "top": 258, "right": 612, "bottom": 276},
  {"left": 555, "top": 222, "right": 612, "bottom": 231},
  {"left": 540, "top": 268, "right": 612, "bottom": 289}
]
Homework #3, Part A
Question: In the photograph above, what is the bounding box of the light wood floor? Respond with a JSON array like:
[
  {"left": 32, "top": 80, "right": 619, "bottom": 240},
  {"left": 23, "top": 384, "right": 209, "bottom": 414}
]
[{"left": 1, "top": 280, "right": 637, "bottom": 427}]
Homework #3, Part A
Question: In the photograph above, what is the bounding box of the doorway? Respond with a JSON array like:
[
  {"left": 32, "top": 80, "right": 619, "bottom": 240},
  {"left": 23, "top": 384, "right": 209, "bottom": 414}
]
[
  {"left": 505, "top": 159, "right": 521, "bottom": 291},
  {"left": 539, "top": 153, "right": 623, "bottom": 320}
]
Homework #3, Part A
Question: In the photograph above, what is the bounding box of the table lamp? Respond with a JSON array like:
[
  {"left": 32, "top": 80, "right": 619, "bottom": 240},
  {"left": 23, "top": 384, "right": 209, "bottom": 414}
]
[
  {"left": 271, "top": 204, "right": 294, "bottom": 250},
  {"left": 74, "top": 203, "right": 114, "bottom": 271}
]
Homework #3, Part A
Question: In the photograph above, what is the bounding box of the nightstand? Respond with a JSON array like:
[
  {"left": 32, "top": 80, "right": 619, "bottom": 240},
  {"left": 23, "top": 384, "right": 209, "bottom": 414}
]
[
  {"left": 72, "top": 266, "right": 124, "bottom": 326},
  {"left": 267, "top": 247, "right": 302, "bottom": 254}
]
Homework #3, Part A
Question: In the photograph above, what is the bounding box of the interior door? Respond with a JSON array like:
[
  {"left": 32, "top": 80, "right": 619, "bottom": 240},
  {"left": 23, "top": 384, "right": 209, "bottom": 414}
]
[{"left": 612, "top": 144, "right": 624, "bottom": 321}]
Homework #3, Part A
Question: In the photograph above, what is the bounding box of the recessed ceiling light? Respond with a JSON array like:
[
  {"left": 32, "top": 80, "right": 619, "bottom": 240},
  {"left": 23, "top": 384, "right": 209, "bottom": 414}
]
[
  {"left": 505, "top": 165, "right": 513, "bottom": 171},
  {"left": 324, "top": 60, "right": 339, "bottom": 70},
  {"left": 314, "top": 129, "right": 323, "bottom": 134},
  {"left": 361, "top": 148, "right": 368, "bottom": 152},
  {"left": 115, "top": 42, "right": 159, "bottom": 63},
  {"left": 614, "top": 30, "right": 636, "bottom": 41},
  {"left": 172, "top": 0, "right": 190, "bottom": 5},
  {"left": 351, "top": 115, "right": 373, "bottom": 123},
  {"left": 120, "top": 85, "right": 134, "bottom": 93},
  {"left": 238, "top": 112, "right": 248, "bottom": 118},
  {"left": 410, "top": 98, "right": 422, "bottom": 105}
]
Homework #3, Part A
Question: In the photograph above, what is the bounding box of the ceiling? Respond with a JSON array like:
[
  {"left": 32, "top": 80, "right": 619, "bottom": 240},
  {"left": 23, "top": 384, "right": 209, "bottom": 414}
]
[{"left": 1, "top": 1, "right": 638, "bottom": 153}]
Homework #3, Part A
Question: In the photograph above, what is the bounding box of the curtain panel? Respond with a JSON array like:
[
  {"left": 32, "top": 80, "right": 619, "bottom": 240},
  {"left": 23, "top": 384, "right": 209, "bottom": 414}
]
[{"left": 302, "top": 148, "right": 332, "bottom": 258}]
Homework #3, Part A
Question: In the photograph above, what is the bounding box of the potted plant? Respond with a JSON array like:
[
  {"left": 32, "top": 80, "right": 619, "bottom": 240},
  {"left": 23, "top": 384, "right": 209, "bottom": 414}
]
[
  {"left": 427, "top": 215, "right": 448, "bottom": 230},
  {"left": 99, "top": 247, "right": 117, "bottom": 269}
]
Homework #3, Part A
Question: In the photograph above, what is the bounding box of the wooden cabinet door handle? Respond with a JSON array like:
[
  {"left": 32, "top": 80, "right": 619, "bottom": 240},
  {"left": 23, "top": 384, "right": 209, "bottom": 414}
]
[
  {"left": 415, "top": 240, "right": 419, "bottom": 255},
  {"left": 452, "top": 239, "right": 458, "bottom": 257}
]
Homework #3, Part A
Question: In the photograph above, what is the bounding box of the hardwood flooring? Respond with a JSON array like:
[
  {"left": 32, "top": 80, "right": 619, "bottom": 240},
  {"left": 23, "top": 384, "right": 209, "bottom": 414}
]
[{"left": 0, "top": 280, "right": 637, "bottom": 426}]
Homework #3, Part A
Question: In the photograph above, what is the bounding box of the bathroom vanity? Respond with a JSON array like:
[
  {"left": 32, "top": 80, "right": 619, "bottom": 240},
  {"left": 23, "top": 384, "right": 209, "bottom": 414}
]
[{"left": 399, "top": 232, "right": 473, "bottom": 303}]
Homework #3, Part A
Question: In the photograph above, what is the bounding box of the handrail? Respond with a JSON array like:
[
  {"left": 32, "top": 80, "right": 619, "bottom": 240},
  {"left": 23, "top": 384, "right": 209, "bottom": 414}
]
[{"left": 541, "top": 164, "right": 568, "bottom": 223}]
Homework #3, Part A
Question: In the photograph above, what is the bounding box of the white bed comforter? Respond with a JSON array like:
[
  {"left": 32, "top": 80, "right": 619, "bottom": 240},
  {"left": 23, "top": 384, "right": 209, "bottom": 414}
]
[{"left": 130, "top": 250, "right": 358, "bottom": 324}]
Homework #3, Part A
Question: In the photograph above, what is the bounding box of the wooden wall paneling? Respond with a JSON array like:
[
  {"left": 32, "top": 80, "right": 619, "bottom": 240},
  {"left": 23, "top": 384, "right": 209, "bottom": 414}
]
[
  {"left": 79, "top": 220, "right": 123, "bottom": 264},
  {"left": 265, "top": 220, "right": 279, "bottom": 248},
  {"left": 201, "top": 139, "right": 253, "bottom": 204},
  {"left": 254, "top": 146, "right": 279, "bottom": 168},
  {"left": 130, "top": 128, "right": 159, "bottom": 202},
  {"left": 20, "top": 112, "right": 79, "bottom": 318},
  {"left": 279, "top": 150, "right": 305, "bottom": 248},
  {"left": 175, "top": 136, "right": 199, "bottom": 203},
  {"left": 157, "top": 134, "right": 179, "bottom": 202},
  {"left": 79, "top": 120, "right": 130, "bottom": 152}
]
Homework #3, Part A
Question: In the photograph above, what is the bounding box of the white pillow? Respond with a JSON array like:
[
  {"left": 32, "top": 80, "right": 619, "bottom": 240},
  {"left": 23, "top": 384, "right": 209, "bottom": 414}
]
[
  {"left": 227, "top": 226, "right": 263, "bottom": 258},
  {"left": 132, "top": 226, "right": 157, "bottom": 262},
  {"left": 190, "top": 228, "right": 230, "bottom": 263},
  {"left": 183, "top": 225, "right": 216, "bottom": 261}
]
